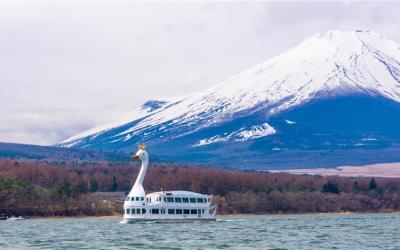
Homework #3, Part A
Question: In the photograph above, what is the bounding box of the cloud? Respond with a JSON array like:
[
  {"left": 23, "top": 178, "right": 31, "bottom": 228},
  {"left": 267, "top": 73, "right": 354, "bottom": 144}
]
[{"left": 0, "top": 1, "right": 400, "bottom": 145}]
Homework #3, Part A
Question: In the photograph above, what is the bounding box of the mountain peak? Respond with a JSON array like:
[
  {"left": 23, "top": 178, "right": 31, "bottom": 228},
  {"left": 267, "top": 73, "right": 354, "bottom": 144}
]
[
  {"left": 306, "top": 30, "right": 378, "bottom": 43},
  {"left": 201, "top": 30, "right": 400, "bottom": 116},
  {"left": 305, "top": 30, "right": 364, "bottom": 52},
  {"left": 295, "top": 30, "right": 399, "bottom": 59},
  {"left": 313, "top": 29, "right": 372, "bottom": 39}
]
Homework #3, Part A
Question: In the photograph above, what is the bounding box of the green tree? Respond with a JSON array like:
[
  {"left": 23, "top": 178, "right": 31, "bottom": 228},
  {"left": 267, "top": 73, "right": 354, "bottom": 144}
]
[
  {"left": 90, "top": 179, "right": 98, "bottom": 193},
  {"left": 353, "top": 181, "right": 361, "bottom": 192},
  {"left": 55, "top": 182, "right": 71, "bottom": 198},
  {"left": 111, "top": 176, "right": 118, "bottom": 191},
  {"left": 322, "top": 181, "right": 340, "bottom": 194},
  {"left": 71, "top": 180, "right": 86, "bottom": 197},
  {"left": 369, "top": 178, "right": 377, "bottom": 190}
]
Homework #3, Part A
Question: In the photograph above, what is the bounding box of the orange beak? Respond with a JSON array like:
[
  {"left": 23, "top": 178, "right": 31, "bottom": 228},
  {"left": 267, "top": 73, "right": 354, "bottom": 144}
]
[{"left": 131, "top": 154, "right": 139, "bottom": 159}]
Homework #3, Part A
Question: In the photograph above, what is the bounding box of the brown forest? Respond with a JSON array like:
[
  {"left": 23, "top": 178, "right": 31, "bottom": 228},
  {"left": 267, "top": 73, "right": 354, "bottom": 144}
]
[{"left": 1, "top": 159, "right": 400, "bottom": 217}]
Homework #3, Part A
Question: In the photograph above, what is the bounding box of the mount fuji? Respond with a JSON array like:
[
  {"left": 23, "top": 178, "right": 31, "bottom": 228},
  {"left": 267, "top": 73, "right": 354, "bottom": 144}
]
[{"left": 60, "top": 30, "right": 400, "bottom": 169}]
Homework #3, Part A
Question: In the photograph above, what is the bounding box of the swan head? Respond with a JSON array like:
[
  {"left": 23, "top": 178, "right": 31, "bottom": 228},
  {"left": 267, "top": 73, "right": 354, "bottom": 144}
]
[{"left": 131, "top": 145, "right": 148, "bottom": 161}]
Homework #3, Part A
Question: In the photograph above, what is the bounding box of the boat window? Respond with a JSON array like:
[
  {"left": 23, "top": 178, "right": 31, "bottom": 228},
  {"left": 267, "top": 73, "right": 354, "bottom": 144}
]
[
  {"left": 183, "top": 209, "right": 190, "bottom": 214},
  {"left": 182, "top": 198, "right": 189, "bottom": 203},
  {"left": 132, "top": 209, "right": 136, "bottom": 214},
  {"left": 204, "top": 198, "right": 207, "bottom": 203},
  {"left": 198, "top": 209, "right": 202, "bottom": 214},
  {"left": 168, "top": 209, "right": 175, "bottom": 214},
  {"left": 190, "top": 209, "right": 197, "bottom": 214},
  {"left": 189, "top": 198, "right": 196, "bottom": 203},
  {"left": 140, "top": 197, "right": 144, "bottom": 201},
  {"left": 176, "top": 209, "right": 182, "bottom": 214},
  {"left": 196, "top": 198, "right": 203, "bottom": 203},
  {"left": 175, "top": 197, "right": 182, "bottom": 203},
  {"left": 147, "top": 198, "right": 150, "bottom": 202},
  {"left": 125, "top": 197, "right": 130, "bottom": 201},
  {"left": 135, "top": 197, "right": 139, "bottom": 201},
  {"left": 202, "top": 209, "right": 204, "bottom": 214},
  {"left": 151, "top": 209, "right": 159, "bottom": 214},
  {"left": 131, "top": 197, "right": 135, "bottom": 201},
  {"left": 166, "top": 197, "right": 174, "bottom": 202},
  {"left": 136, "top": 208, "right": 140, "bottom": 214},
  {"left": 163, "top": 197, "right": 167, "bottom": 202},
  {"left": 142, "top": 209, "right": 146, "bottom": 214},
  {"left": 126, "top": 209, "right": 130, "bottom": 214}
]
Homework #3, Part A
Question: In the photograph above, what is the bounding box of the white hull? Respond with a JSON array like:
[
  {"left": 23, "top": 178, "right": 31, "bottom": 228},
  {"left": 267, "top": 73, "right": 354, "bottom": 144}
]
[{"left": 122, "top": 217, "right": 216, "bottom": 223}]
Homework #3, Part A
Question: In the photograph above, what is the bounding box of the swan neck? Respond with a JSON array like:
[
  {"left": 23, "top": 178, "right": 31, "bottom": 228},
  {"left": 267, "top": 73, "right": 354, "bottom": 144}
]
[{"left": 133, "top": 159, "right": 148, "bottom": 187}]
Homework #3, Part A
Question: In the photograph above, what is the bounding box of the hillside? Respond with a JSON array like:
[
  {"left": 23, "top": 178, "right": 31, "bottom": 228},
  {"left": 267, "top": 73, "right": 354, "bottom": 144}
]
[{"left": 0, "top": 142, "right": 129, "bottom": 162}]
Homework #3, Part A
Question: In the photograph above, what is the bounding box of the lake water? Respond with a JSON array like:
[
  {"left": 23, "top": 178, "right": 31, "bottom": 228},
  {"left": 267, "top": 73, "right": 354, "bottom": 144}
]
[{"left": 1, "top": 213, "right": 399, "bottom": 249}]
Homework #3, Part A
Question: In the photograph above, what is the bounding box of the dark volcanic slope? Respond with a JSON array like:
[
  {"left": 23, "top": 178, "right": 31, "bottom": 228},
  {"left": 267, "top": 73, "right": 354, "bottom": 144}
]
[
  {"left": 146, "top": 95, "right": 400, "bottom": 169},
  {"left": 0, "top": 142, "right": 129, "bottom": 162}
]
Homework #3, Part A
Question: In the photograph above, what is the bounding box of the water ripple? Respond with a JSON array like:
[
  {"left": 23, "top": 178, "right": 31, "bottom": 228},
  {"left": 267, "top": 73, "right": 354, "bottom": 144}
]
[{"left": 1, "top": 214, "right": 400, "bottom": 249}]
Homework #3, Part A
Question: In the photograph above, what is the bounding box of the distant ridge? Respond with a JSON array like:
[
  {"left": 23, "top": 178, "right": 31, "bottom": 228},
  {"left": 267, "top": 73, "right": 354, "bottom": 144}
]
[{"left": 0, "top": 142, "right": 129, "bottom": 162}]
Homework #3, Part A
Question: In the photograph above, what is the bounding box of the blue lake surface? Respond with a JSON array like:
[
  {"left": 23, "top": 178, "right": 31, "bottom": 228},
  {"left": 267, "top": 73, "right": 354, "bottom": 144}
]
[{"left": 1, "top": 213, "right": 399, "bottom": 249}]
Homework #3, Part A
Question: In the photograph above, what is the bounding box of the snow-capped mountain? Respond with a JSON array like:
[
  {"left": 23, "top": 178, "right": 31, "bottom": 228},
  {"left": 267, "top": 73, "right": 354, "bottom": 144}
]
[{"left": 60, "top": 30, "right": 400, "bottom": 169}]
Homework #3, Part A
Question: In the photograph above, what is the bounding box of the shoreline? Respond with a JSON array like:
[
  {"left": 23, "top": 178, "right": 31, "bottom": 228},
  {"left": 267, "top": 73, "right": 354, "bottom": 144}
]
[{"left": 26, "top": 210, "right": 400, "bottom": 220}]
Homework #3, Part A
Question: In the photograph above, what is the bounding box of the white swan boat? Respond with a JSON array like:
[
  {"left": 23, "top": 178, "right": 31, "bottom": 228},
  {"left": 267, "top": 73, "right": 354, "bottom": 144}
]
[{"left": 122, "top": 146, "right": 216, "bottom": 223}]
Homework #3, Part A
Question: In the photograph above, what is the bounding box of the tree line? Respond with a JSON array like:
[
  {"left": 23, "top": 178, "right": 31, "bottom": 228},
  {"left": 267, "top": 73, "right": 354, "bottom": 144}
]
[{"left": 1, "top": 159, "right": 400, "bottom": 216}]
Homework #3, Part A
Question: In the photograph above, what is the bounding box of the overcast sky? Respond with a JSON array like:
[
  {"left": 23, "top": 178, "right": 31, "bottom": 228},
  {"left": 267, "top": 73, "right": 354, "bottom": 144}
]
[{"left": 1, "top": 1, "right": 400, "bottom": 146}]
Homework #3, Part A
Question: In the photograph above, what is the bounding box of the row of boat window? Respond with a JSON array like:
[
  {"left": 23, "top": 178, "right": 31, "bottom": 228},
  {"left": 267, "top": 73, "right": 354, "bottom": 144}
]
[
  {"left": 125, "top": 208, "right": 146, "bottom": 215},
  {"left": 125, "top": 208, "right": 205, "bottom": 215},
  {"left": 125, "top": 196, "right": 208, "bottom": 203},
  {"left": 163, "top": 197, "right": 207, "bottom": 203},
  {"left": 125, "top": 196, "right": 145, "bottom": 202}
]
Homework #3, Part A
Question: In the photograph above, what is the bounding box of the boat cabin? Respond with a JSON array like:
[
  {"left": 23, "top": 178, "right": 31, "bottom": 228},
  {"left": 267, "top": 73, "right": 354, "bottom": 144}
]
[{"left": 123, "top": 190, "right": 215, "bottom": 220}]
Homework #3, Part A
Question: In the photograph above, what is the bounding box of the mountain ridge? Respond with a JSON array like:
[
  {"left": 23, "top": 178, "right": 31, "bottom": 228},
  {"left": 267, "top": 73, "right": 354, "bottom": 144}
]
[{"left": 59, "top": 30, "right": 400, "bottom": 169}]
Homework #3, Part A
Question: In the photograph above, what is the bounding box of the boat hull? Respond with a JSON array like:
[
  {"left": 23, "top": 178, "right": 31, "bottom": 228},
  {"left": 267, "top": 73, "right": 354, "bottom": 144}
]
[{"left": 121, "top": 217, "right": 216, "bottom": 223}]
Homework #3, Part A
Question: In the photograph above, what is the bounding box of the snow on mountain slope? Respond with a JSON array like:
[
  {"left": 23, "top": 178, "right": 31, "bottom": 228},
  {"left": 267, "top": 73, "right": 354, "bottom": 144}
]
[
  {"left": 61, "top": 30, "right": 400, "bottom": 150},
  {"left": 194, "top": 123, "right": 276, "bottom": 147},
  {"left": 61, "top": 99, "right": 177, "bottom": 146}
]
